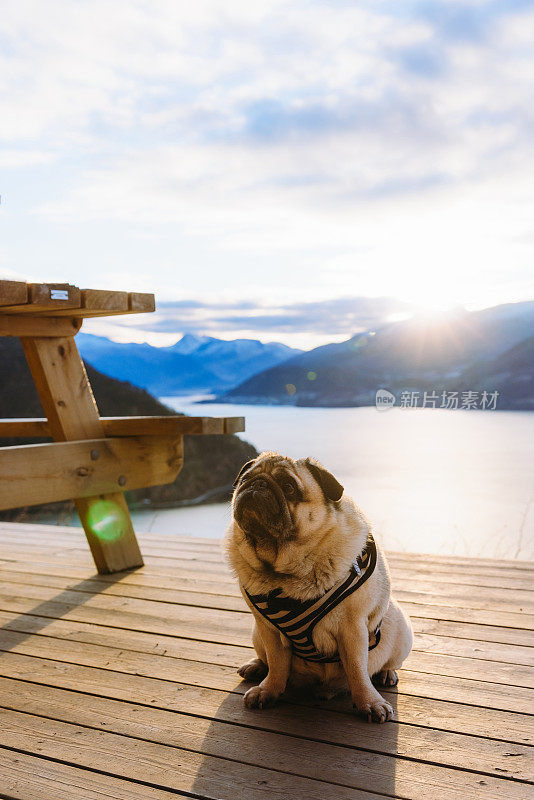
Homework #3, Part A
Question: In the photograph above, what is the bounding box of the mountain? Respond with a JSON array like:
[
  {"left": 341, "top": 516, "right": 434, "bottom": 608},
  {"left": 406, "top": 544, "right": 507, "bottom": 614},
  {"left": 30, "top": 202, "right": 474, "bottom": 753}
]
[
  {"left": 217, "top": 302, "right": 534, "bottom": 409},
  {"left": 452, "top": 335, "right": 534, "bottom": 410},
  {"left": 77, "top": 333, "right": 301, "bottom": 396},
  {"left": 0, "top": 338, "right": 257, "bottom": 520}
]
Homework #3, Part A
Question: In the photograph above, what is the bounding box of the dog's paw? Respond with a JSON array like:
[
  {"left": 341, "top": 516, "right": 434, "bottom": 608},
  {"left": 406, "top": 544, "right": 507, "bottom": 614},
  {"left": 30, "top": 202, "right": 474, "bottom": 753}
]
[
  {"left": 237, "top": 658, "right": 268, "bottom": 683},
  {"left": 354, "top": 696, "right": 394, "bottom": 723},
  {"left": 372, "top": 669, "right": 399, "bottom": 688},
  {"left": 243, "top": 685, "right": 278, "bottom": 709}
]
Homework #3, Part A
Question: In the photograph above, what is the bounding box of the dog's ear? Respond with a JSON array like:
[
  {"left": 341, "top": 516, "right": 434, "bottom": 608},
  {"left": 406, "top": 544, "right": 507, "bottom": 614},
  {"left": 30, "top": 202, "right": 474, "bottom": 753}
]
[
  {"left": 305, "top": 458, "right": 344, "bottom": 502},
  {"left": 233, "top": 459, "right": 256, "bottom": 488}
]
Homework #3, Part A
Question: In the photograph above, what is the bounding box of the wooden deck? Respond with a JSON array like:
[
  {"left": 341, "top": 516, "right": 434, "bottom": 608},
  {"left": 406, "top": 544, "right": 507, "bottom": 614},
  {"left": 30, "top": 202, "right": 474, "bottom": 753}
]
[{"left": 0, "top": 521, "right": 532, "bottom": 800}]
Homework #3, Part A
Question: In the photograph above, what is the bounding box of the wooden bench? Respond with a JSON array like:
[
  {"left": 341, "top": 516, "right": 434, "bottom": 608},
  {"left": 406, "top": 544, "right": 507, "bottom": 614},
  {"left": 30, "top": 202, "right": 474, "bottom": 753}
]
[{"left": 0, "top": 281, "right": 244, "bottom": 574}]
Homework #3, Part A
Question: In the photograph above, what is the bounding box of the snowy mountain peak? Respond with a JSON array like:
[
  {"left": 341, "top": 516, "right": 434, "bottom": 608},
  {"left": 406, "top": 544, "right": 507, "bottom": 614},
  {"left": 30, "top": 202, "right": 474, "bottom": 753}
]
[{"left": 170, "top": 334, "right": 215, "bottom": 355}]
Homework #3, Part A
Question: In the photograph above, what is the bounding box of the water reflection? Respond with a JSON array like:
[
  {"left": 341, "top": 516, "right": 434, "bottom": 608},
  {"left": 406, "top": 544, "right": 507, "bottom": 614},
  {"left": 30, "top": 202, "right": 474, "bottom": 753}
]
[{"left": 154, "top": 403, "right": 534, "bottom": 560}]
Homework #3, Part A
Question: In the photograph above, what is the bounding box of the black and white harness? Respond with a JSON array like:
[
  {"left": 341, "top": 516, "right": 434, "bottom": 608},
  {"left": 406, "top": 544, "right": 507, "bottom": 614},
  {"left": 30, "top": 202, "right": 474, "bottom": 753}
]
[{"left": 244, "top": 534, "right": 381, "bottom": 663}]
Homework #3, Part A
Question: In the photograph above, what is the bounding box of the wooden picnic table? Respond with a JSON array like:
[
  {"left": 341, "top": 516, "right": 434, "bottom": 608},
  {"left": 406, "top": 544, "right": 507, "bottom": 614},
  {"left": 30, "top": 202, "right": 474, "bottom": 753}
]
[{"left": 0, "top": 281, "right": 244, "bottom": 573}]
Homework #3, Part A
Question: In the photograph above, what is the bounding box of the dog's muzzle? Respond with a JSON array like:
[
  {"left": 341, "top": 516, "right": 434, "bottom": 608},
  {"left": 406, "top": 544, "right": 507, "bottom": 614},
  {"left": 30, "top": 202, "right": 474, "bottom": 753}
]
[{"left": 234, "top": 476, "right": 292, "bottom": 540}]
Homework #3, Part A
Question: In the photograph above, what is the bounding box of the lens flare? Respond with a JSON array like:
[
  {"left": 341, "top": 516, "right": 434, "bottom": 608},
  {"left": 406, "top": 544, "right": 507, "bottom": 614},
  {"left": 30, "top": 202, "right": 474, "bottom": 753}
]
[{"left": 86, "top": 500, "right": 129, "bottom": 542}]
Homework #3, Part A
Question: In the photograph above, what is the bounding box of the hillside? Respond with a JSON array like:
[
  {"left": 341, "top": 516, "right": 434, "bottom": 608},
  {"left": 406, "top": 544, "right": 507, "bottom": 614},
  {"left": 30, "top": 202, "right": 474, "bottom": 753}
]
[
  {"left": 0, "top": 338, "right": 257, "bottom": 520},
  {"left": 77, "top": 332, "right": 301, "bottom": 396},
  {"left": 218, "top": 302, "right": 534, "bottom": 409}
]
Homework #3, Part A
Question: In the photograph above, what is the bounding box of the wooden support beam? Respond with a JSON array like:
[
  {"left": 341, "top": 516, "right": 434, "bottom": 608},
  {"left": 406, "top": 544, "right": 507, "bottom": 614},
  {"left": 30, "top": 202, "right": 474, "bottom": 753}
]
[
  {"left": 0, "top": 316, "right": 82, "bottom": 338},
  {"left": 0, "top": 436, "right": 183, "bottom": 511},
  {"left": 20, "top": 336, "right": 145, "bottom": 573},
  {"left": 0, "top": 416, "right": 246, "bottom": 438}
]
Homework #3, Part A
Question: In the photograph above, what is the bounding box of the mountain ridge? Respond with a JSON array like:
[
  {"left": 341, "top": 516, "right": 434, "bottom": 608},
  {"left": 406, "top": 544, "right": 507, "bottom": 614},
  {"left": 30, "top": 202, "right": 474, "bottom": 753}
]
[
  {"left": 77, "top": 332, "right": 301, "bottom": 396},
  {"left": 217, "top": 302, "right": 534, "bottom": 409}
]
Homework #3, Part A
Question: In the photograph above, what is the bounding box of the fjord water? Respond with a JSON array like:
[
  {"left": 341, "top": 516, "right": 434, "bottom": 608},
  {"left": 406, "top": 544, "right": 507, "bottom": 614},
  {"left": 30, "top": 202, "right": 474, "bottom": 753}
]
[{"left": 133, "top": 400, "right": 534, "bottom": 560}]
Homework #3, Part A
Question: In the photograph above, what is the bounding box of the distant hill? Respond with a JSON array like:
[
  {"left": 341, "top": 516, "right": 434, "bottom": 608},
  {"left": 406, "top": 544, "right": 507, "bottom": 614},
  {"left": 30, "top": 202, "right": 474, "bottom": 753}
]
[
  {"left": 0, "top": 338, "right": 257, "bottom": 520},
  {"left": 77, "top": 332, "right": 301, "bottom": 396},
  {"left": 218, "top": 302, "right": 534, "bottom": 409}
]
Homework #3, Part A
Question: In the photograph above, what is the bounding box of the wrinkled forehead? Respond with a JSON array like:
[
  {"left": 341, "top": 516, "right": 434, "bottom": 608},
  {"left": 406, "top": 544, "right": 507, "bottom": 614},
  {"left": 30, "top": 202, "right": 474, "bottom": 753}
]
[
  {"left": 246, "top": 453, "right": 297, "bottom": 481},
  {"left": 243, "top": 453, "right": 321, "bottom": 496}
]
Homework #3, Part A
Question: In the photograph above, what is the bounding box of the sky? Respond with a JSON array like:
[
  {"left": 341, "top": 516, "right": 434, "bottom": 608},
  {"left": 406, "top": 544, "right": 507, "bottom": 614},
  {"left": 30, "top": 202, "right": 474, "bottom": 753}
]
[{"left": 1, "top": 0, "right": 534, "bottom": 348}]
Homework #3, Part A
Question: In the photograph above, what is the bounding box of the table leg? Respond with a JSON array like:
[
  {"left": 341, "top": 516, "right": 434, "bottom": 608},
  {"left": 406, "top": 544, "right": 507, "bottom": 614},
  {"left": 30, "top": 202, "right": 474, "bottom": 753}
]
[{"left": 21, "top": 335, "right": 144, "bottom": 573}]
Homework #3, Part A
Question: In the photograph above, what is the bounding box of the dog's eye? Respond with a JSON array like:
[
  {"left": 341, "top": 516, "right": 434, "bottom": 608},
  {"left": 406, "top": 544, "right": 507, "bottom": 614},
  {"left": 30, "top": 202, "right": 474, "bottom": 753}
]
[{"left": 283, "top": 482, "right": 296, "bottom": 496}]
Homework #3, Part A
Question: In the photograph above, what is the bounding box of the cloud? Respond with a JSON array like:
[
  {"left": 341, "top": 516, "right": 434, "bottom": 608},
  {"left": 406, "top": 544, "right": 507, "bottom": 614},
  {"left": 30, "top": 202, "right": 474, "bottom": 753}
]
[
  {"left": 0, "top": 149, "right": 55, "bottom": 168},
  {"left": 90, "top": 295, "right": 416, "bottom": 340},
  {"left": 1, "top": 0, "right": 534, "bottom": 320}
]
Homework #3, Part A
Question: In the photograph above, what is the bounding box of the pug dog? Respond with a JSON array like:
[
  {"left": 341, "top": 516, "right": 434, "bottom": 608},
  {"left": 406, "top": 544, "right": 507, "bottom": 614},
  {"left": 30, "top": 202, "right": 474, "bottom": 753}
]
[{"left": 225, "top": 451, "right": 413, "bottom": 723}]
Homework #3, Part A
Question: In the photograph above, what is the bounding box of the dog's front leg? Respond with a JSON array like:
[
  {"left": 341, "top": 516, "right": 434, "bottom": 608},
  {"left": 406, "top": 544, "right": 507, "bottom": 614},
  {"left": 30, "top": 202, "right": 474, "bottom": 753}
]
[
  {"left": 243, "top": 617, "right": 291, "bottom": 709},
  {"left": 338, "top": 622, "right": 394, "bottom": 723}
]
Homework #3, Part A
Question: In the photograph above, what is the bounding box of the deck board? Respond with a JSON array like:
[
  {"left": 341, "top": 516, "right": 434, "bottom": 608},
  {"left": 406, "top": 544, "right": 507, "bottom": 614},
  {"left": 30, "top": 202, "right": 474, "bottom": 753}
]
[{"left": 0, "top": 521, "right": 532, "bottom": 799}]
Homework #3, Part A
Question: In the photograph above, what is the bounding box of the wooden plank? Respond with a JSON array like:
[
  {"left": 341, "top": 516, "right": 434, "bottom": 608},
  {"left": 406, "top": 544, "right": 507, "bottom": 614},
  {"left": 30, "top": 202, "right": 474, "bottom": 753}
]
[
  {"left": 0, "top": 596, "right": 531, "bottom": 682},
  {"left": 0, "top": 648, "right": 534, "bottom": 758},
  {"left": 0, "top": 705, "right": 530, "bottom": 800},
  {"left": 0, "top": 560, "right": 531, "bottom": 647},
  {"left": 128, "top": 292, "right": 155, "bottom": 313},
  {"left": 79, "top": 287, "right": 129, "bottom": 315},
  {"left": 0, "top": 314, "right": 82, "bottom": 337},
  {"left": 0, "top": 571, "right": 532, "bottom": 661},
  {"left": 387, "top": 550, "right": 534, "bottom": 571},
  {"left": 0, "top": 280, "right": 27, "bottom": 306},
  {"left": 39, "top": 535, "right": 530, "bottom": 591},
  {"left": 1, "top": 596, "right": 508, "bottom": 679},
  {"left": 0, "top": 418, "right": 51, "bottom": 437},
  {"left": 0, "top": 587, "right": 532, "bottom": 690},
  {"left": 0, "top": 282, "right": 81, "bottom": 313},
  {"left": 48, "top": 288, "right": 129, "bottom": 317},
  {"left": 0, "top": 436, "right": 183, "bottom": 510},
  {"left": 100, "top": 415, "right": 244, "bottom": 436},
  {"left": 225, "top": 416, "right": 246, "bottom": 433},
  {"left": 0, "top": 525, "right": 531, "bottom": 608},
  {"left": 2, "top": 523, "right": 530, "bottom": 580},
  {"left": 0, "top": 709, "right": 386, "bottom": 800},
  {"left": 0, "top": 414, "right": 245, "bottom": 437},
  {"left": 1, "top": 540, "right": 532, "bottom": 630},
  {"left": 3, "top": 537, "right": 530, "bottom": 615},
  {"left": 393, "top": 582, "right": 534, "bottom": 613},
  {"left": 0, "top": 537, "right": 531, "bottom": 606},
  {"left": 0, "top": 644, "right": 531, "bottom": 750},
  {"left": 0, "top": 286, "right": 155, "bottom": 319},
  {"left": 4, "top": 521, "right": 533, "bottom": 573},
  {"left": 21, "top": 336, "right": 144, "bottom": 573},
  {"left": 25, "top": 539, "right": 527, "bottom": 612},
  {"left": 48, "top": 289, "right": 155, "bottom": 318},
  {"left": 4, "top": 531, "right": 531, "bottom": 589},
  {"left": 1, "top": 678, "right": 531, "bottom": 789},
  {"left": 106, "top": 543, "right": 534, "bottom": 590},
  {"left": 0, "top": 748, "right": 193, "bottom": 800}
]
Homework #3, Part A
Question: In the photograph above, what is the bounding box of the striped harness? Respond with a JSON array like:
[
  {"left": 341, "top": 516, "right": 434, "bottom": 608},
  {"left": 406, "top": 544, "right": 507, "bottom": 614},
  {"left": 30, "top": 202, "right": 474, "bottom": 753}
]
[{"left": 244, "top": 534, "right": 381, "bottom": 663}]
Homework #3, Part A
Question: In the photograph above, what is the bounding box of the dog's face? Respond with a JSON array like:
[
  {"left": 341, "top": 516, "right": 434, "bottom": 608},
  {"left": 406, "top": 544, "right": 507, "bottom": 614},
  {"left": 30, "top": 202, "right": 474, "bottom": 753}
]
[{"left": 232, "top": 451, "right": 344, "bottom": 548}]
